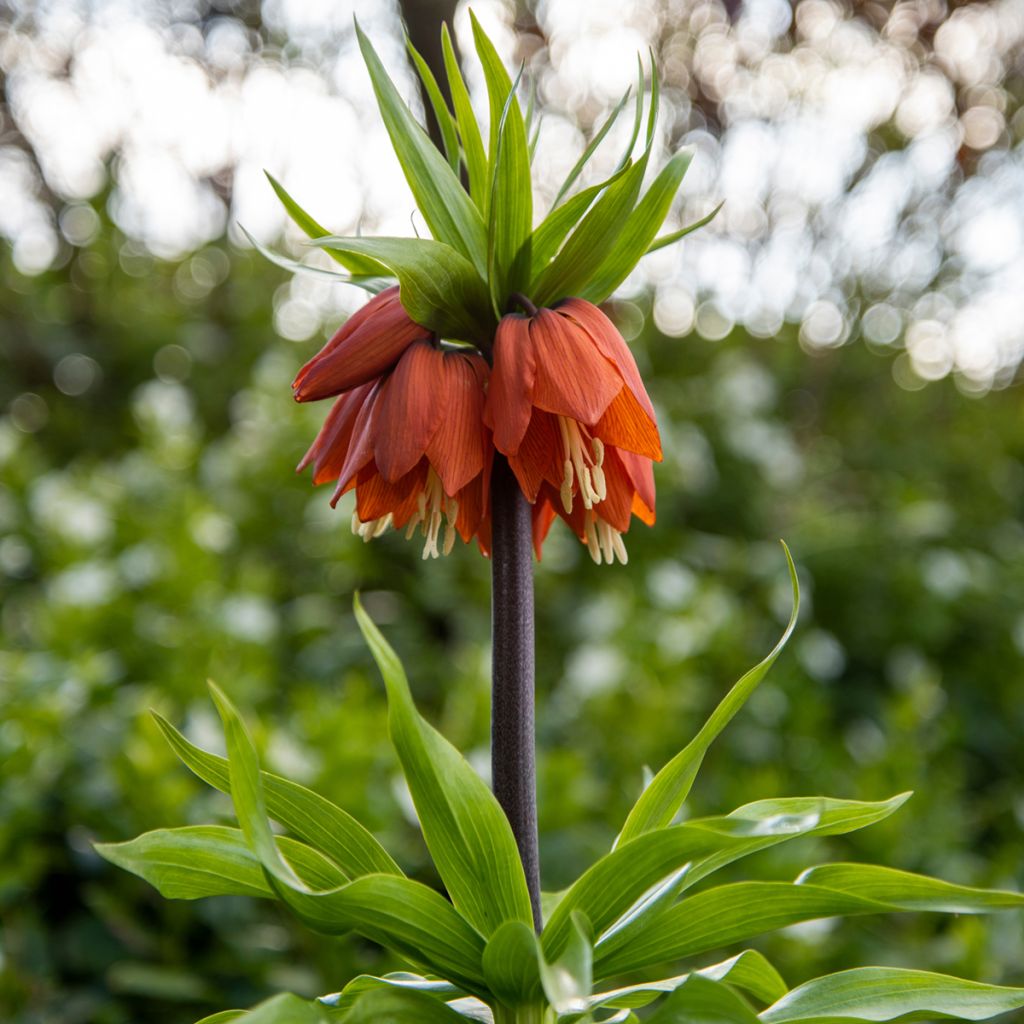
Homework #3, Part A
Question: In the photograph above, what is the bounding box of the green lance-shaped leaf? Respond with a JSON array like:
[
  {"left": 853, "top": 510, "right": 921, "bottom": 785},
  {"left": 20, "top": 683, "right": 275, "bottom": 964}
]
[
  {"left": 151, "top": 712, "right": 401, "bottom": 880},
  {"left": 208, "top": 684, "right": 486, "bottom": 990},
  {"left": 543, "top": 792, "right": 907, "bottom": 962},
  {"left": 647, "top": 201, "right": 724, "bottom": 254},
  {"left": 645, "top": 975, "right": 762, "bottom": 1024},
  {"left": 307, "top": 236, "right": 492, "bottom": 341},
  {"left": 406, "top": 41, "right": 461, "bottom": 175},
  {"left": 526, "top": 164, "right": 632, "bottom": 279},
  {"left": 322, "top": 973, "right": 464, "bottom": 1015},
  {"left": 471, "top": 11, "right": 532, "bottom": 304},
  {"left": 355, "top": 21, "right": 488, "bottom": 276},
  {"left": 551, "top": 87, "right": 632, "bottom": 209},
  {"left": 354, "top": 596, "right": 535, "bottom": 937},
  {"left": 441, "top": 25, "right": 488, "bottom": 212},
  {"left": 796, "top": 863, "right": 1024, "bottom": 913},
  {"left": 617, "top": 541, "right": 800, "bottom": 846},
  {"left": 529, "top": 151, "right": 650, "bottom": 306},
  {"left": 239, "top": 225, "right": 392, "bottom": 293},
  {"left": 579, "top": 149, "right": 694, "bottom": 304},
  {"left": 482, "top": 920, "right": 543, "bottom": 1007},
  {"left": 538, "top": 911, "right": 594, "bottom": 1016},
  {"left": 584, "top": 950, "right": 787, "bottom": 1013},
  {"left": 264, "top": 172, "right": 391, "bottom": 278},
  {"left": 761, "top": 968, "right": 1024, "bottom": 1024},
  {"left": 95, "top": 825, "right": 343, "bottom": 900},
  {"left": 344, "top": 987, "right": 470, "bottom": 1024},
  {"left": 597, "top": 864, "right": 1024, "bottom": 977},
  {"left": 201, "top": 993, "right": 342, "bottom": 1024}
]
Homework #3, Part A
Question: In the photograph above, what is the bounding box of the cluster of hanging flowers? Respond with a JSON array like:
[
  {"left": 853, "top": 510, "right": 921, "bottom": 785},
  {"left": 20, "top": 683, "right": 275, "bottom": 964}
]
[
  {"left": 294, "top": 288, "right": 660, "bottom": 564},
  {"left": 259, "top": 16, "right": 716, "bottom": 564}
]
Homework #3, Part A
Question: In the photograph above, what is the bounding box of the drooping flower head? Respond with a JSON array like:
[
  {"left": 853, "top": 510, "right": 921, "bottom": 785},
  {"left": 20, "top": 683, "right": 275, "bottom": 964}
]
[
  {"left": 486, "top": 298, "right": 661, "bottom": 564},
  {"left": 298, "top": 338, "right": 491, "bottom": 559},
  {"left": 264, "top": 16, "right": 718, "bottom": 563}
]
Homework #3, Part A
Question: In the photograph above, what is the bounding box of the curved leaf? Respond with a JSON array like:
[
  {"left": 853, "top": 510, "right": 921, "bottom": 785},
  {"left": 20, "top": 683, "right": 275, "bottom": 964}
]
[
  {"left": 796, "top": 864, "right": 1024, "bottom": 913},
  {"left": 482, "top": 920, "right": 542, "bottom": 1007},
  {"left": 354, "top": 596, "right": 534, "bottom": 937},
  {"left": 545, "top": 791, "right": 907, "bottom": 960},
  {"left": 441, "top": 25, "right": 488, "bottom": 212},
  {"left": 95, "top": 825, "right": 342, "bottom": 900},
  {"left": 761, "top": 968, "right": 1024, "bottom": 1024},
  {"left": 264, "top": 173, "right": 390, "bottom": 277},
  {"left": 647, "top": 201, "right": 724, "bottom": 254},
  {"left": 355, "top": 22, "right": 487, "bottom": 275},
  {"left": 322, "top": 973, "right": 463, "bottom": 1015},
  {"left": 151, "top": 712, "right": 401, "bottom": 880},
  {"left": 406, "top": 41, "right": 461, "bottom": 175},
  {"left": 308, "top": 236, "right": 492, "bottom": 341},
  {"left": 645, "top": 975, "right": 761, "bottom": 1024},
  {"left": 208, "top": 685, "right": 486, "bottom": 990},
  {"left": 580, "top": 149, "right": 693, "bottom": 303},
  {"left": 586, "top": 950, "right": 787, "bottom": 1012},
  {"left": 617, "top": 542, "right": 800, "bottom": 846},
  {"left": 343, "top": 987, "right": 469, "bottom": 1023}
]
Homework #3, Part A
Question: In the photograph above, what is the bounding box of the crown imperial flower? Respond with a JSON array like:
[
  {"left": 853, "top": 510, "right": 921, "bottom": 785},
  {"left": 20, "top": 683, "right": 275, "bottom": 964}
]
[
  {"left": 297, "top": 338, "right": 491, "bottom": 559},
  {"left": 485, "top": 297, "right": 661, "bottom": 563}
]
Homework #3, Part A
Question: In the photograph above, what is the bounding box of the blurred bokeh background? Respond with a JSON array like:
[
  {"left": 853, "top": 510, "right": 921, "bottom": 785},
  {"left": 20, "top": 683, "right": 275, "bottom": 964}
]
[{"left": 2, "top": 0, "right": 1023, "bottom": 1021}]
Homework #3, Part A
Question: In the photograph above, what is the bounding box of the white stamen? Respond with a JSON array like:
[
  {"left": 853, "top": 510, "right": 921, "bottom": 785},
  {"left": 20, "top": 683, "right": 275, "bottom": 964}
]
[
  {"left": 581, "top": 511, "right": 628, "bottom": 566},
  {"left": 402, "top": 467, "right": 459, "bottom": 559},
  {"left": 558, "top": 415, "right": 605, "bottom": 510}
]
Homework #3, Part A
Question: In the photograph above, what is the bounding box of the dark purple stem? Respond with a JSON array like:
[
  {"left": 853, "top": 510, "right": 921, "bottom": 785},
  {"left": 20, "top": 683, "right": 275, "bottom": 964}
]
[{"left": 490, "top": 454, "right": 543, "bottom": 931}]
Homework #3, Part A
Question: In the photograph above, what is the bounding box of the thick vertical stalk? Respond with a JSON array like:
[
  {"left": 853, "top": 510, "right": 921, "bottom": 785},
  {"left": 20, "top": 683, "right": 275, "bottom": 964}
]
[{"left": 490, "top": 454, "right": 543, "bottom": 930}]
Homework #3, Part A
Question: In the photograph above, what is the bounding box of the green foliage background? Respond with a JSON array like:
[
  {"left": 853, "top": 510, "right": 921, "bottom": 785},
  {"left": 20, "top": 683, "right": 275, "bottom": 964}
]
[{"left": 2, "top": 204, "right": 1023, "bottom": 1022}]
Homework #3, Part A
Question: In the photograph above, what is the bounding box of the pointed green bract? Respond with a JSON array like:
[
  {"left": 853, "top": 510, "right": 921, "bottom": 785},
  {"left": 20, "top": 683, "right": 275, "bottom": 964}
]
[
  {"left": 307, "top": 236, "right": 492, "bottom": 341},
  {"left": 552, "top": 88, "right": 631, "bottom": 209},
  {"left": 581, "top": 149, "right": 693, "bottom": 303},
  {"left": 264, "top": 172, "right": 391, "bottom": 277},
  {"left": 648, "top": 200, "right": 724, "bottom": 253},
  {"left": 354, "top": 595, "right": 535, "bottom": 937},
  {"left": 471, "top": 13, "right": 532, "bottom": 306},
  {"left": 406, "top": 41, "right": 461, "bottom": 175},
  {"left": 441, "top": 25, "right": 488, "bottom": 211},
  {"left": 761, "top": 969, "right": 1024, "bottom": 1024},
  {"left": 530, "top": 152, "right": 650, "bottom": 306},
  {"left": 617, "top": 542, "right": 800, "bottom": 845},
  {"left": 355, "top": 21, "right": 488, "bottom": 276}
]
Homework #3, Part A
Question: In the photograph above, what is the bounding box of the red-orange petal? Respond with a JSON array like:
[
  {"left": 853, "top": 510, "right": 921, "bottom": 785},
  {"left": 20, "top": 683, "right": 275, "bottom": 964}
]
[
  {"left": 617, "top": 447, "right": 656, "bottom": 518},
  {"left": 293, "top": 288, "right": 429, "bottom": 401},
  {"left": 556, "top": 298, "right": 656, "bottom": 421},
  {"left": 333, "top": 379, "right": 383, "bottom": 502},
  {"left": 373, "top": 341, "right": 447, "bottom": 484},
  {"left": 355, "top": 459, "right": 428, "bottom": 527},
  {"left": 593, "top": 387, "right": 662, "bottom": 461},
  {"left": 592, "top": 448, "right": 634, "bottom": 532},
  {"left": 427, "top": 352, "right": 488, "bottom": 495},
  {"left": 487, "top": 314, "right": 537, "bottom": 456},
  {"left": 529, "top": 308, "right": 622, "bottom": 426},
  {"left": 507, "top": 411, "right": 563, "bottom": 502},
  {"left": 531, "top": 493, "right": 558, "bottom": 560},
  {"left": 297, "top": 381, "right": 375, "bottom": 484}
]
